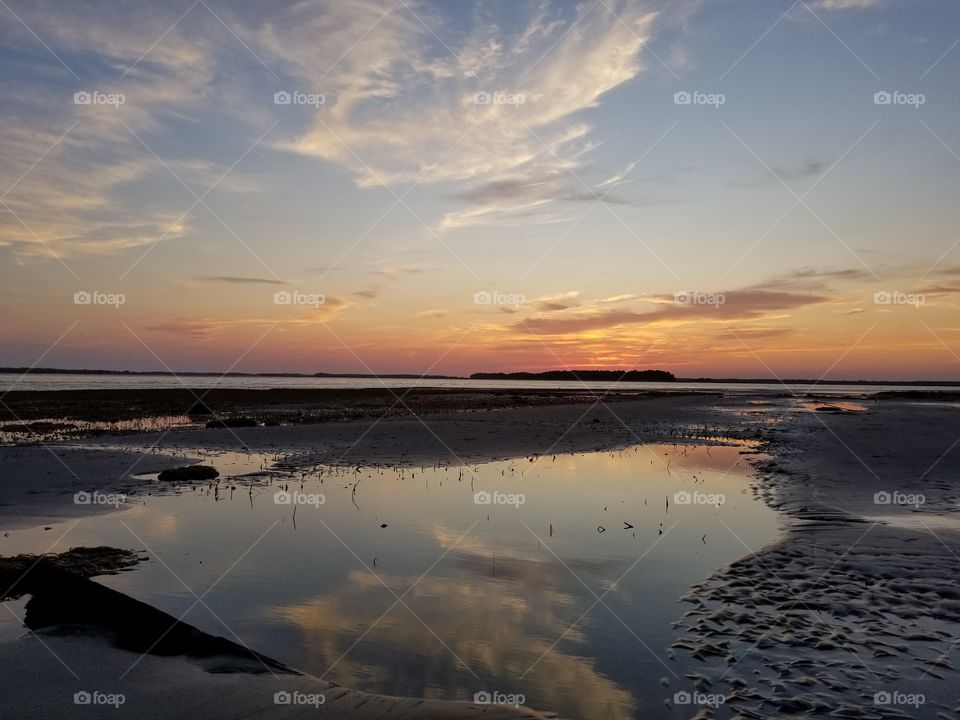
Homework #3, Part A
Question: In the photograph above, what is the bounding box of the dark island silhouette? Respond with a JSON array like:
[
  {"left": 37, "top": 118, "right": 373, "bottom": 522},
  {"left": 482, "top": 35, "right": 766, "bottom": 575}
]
[{"left": 471, "top": 369, "right": 676, "bottom": 382}]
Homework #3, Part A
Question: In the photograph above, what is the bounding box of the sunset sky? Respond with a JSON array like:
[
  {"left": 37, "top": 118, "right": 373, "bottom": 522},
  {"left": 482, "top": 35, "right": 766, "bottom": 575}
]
[{"left": 2, "top": 0, "right": 959, "bottom": 379}]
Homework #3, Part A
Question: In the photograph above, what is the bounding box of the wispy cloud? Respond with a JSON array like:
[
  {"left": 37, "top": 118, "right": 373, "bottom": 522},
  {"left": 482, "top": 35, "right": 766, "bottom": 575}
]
[
  {"left": 145, "top": 297, "right": 350, "bottom": 338},
  {"left": 266, "top": 0, "right": 659, "bottom": 230},
  {"left": 0, "top": 3, "right": 255, "bottom": 262},
  {"left": 772, "top": 160, "right": 825, "bottom": 182},
  {"left": 748, "top": 267, "right": 872, "bottom": 293},
  {"left": 915, "top": 284, "right": 960, "bottom": 298},
  {"left": 145, "top": 319, "right": 220, "bottom": 340},
  {"left": 529, "top": 291, "right": 581, "bottom": 312},
  {"left": 598, "top": 293, "right": 639, "bottom": 304},
  {"left": 816, "top": 0, "right": 882, "bottom": 10},
  {"left": 1, "top": 1, "right": 664, "bottom": 262},
  {"left": 197, "top": 275, "right": 289, "bottom": 285}
]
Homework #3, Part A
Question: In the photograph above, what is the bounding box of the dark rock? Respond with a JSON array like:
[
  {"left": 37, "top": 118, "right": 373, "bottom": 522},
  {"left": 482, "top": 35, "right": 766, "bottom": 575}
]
[
  {"left": 2, "top": 555, "right": 292, "bottom": 673},
  {"left": 157, "top": 465, "right": 220, "bottom": 482}
]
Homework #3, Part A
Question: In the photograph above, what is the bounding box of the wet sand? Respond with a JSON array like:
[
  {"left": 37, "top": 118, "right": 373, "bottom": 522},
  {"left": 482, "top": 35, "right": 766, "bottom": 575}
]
[
  {"left": 668, "top": 399, "right": 960, "bottom": 718},
  {"left": 1, "top": 390, "right": 959, "bottom": 718}
]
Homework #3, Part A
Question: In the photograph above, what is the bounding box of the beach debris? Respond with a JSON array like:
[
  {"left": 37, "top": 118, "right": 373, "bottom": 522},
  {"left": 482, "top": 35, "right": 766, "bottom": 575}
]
[{"left": 380, "top": 523, "right": 388, "bottom": 528}]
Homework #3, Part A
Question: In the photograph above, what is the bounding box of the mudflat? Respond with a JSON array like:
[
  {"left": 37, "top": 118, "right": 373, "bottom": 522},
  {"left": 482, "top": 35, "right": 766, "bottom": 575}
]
[{"left": 1, "top": 390, "right": 958, "bottom": 718}]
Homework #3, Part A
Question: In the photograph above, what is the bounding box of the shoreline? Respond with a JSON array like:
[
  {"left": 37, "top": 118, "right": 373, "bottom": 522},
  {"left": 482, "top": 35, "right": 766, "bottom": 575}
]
[{"left": 5, "top": 367, "right": 960, "bottom": 388}]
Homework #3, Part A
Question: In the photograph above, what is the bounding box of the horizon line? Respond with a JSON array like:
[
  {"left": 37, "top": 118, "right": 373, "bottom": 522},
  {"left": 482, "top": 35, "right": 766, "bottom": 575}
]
[{"left": 1, "top": 366, "right": 958, "bottom": 386}]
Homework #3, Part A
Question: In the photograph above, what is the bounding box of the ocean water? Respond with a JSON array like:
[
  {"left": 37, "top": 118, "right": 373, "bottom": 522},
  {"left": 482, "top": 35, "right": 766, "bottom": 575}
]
[{"left": 1, "top": 372, "right": 951, "bottom": 396}]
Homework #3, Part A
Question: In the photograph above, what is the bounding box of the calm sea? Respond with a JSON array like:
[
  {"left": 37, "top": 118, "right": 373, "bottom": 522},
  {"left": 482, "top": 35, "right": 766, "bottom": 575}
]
[{"left": 1, "top": 373, "right": 953, "bottom": 396}]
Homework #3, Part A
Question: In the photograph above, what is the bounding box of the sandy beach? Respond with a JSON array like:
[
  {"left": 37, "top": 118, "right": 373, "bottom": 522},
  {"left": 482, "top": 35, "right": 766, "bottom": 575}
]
[{"left": 1, "top": 389, "right": 959, "bottom": 718}]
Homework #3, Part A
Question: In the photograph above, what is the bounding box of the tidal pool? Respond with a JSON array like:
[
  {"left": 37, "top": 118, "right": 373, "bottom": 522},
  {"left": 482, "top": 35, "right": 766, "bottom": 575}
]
[{"left": 0, "top": 442, "right": 782, "bottom": 719}]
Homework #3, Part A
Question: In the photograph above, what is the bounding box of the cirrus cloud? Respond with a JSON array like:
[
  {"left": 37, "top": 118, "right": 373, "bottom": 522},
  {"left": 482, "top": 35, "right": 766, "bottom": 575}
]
[{"left": 266, "top": 0, "right": 659, "bottom": 230}]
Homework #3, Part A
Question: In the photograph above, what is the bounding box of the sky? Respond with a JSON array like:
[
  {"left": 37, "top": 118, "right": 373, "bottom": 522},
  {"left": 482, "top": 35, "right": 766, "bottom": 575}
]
[{"left": 1, "top": 0, "right": 959, "bottom": 380}]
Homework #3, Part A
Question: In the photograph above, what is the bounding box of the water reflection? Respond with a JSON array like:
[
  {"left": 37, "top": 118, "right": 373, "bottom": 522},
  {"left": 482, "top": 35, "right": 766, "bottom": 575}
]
[
  {"left": 275, "top": 563, "right": 637, "bottom": 718},
  {"left": 0, "top": 443, "right": 780, "bottom": 719}
]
